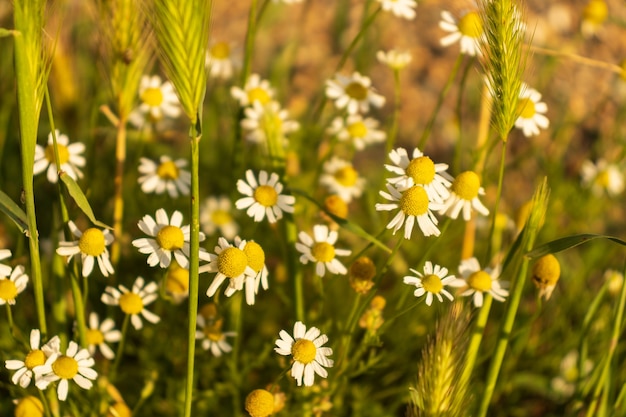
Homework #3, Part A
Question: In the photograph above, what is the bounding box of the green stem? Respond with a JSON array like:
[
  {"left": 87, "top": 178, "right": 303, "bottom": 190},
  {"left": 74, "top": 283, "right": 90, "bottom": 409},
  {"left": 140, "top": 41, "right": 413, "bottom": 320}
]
[
  {"left": 460, "top": 294, "right": 493, "bottom": 389},
  {"left": 288, "top": 218, "right": 304, "bottom": 322},
  {"left": 69, "top": 271, "right": 87, "bottom": 348},
  {"left": 111, "top": 115, "right": 127, "bottom": 269},
  {"left": 418, "top": 54, "right": 464, "bottom": 150},
  {"left": 184, "top": 131, "right": 201, "bottom": 417},
  {"left": 240, "top": 0, "right": 258, "bottom": 87},
  {"left": 334, "top": 7, "right": 381, "bottom": 72},
  {"left": 484, "top": 142, "right": 507, "bottom": 264},
  {"left": 5, "top": 303, "right": 14, "bottom": 338},
  {"left": 110, "top": 313, "right": 130, "bottom": 381},
  {"left": 586, "top": 261, "right": 626, "bottom": 416}
]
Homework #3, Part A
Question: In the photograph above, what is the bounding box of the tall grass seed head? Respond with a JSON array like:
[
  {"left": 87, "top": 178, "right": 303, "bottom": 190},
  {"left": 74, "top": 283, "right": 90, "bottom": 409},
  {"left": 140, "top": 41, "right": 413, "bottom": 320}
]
[
  {"left": 532, "top": 254, "right": 561, "bottom": 300},
  {"left": 349, "top": 256, "right": 376, "bottom": 294},
  {"left": 245, "top": 389, "right": 274, "bottom": 417}
]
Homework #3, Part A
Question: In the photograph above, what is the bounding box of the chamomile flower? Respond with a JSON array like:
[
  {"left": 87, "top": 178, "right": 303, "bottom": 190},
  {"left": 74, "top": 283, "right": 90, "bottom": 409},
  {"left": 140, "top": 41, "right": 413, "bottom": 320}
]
[
  {"left": 580, "top": 159, "right": 625, "bottom": 197},
  {"left": 195, "top": 315, "right": 236, "bottom": 357},
  {"left": 231, "top": 73, "right": 275, "bottom": 107},
  {"left": 56, "top": 221, "right": 114, "bottom": 278},
  {"left": 581, "top": 0, "right": 608, "bottom": 38},
  {"left": 85, "top": 312, "right": 121, "bottom": 360},
  {"left": 241, "top": 101, "right": 300, "bottom": 144},
  {"left": 235, "top": 170, "right": 295, "bottom": 223},
  {"left": 163, "top": 261, "right": 190, "bottom": 303},
  {"left": 515, "top": 83, "right": 550, "bottom": 137},
  {"left": 5, "top": 329, "right": 60, "bottom": 388},
  {"left": 206, "top": 41, "right": 235, "bottom": 80},
  {"left": 377, "top": 0, "right": 417, "bottom": 20},
  {"left": 327, "top": 114, "right": 386, "bottom": 150},
  {"left": 0, "top": 249, "right": 11, "bottom": 276},
  {"left": 35, "top": 341, "right": 97, "bottom": 401},
  {"left": 274, "top": 321, "right": 334, "bottom": 387},
  {"left": 137, "top": 156, "right": 191, "bottom": 198},
  {"left": 200, "top": 237, "right": 257, "bottom": 299},
  {"left": 376, "top": 184, "right": 443, "bottom": 238},
  {"left": 451, "top": 257, "right": 508, "bottom": 307},
  {"left": 438, "top": 171, "right": 489, "bottom": 221},
  {"left": 33, "top": 130, "right": 85, "bottom": 183},
  {"left": 200, "top": 196, "right": 239, "bottom": 240},
  {"left": 319, "top": 157, "right": 366, "bottom": 203},
  {"left": 384, "top": 147, "right": 452, "bottom": 202},
  {"left": 128, "top": 75, "right": 181, "bottom": 127},
  {"left": 551, "top": 351, "right": 594, "bottom": 397},
  {"left": 234, "top": 236, "right": 269, "bottom": 305},
  {"left": 325, "top": 72, "right": 385, "bottom": 115},
  {"left": 439, "top": 10, "right": 484, "bottom": 56},
  {"left": 132, "top": 208, "right": 205, "bottom": 269},
  {"left": 0, "top": 265, "right": 28, "bottom": 305},
  {"left": 295, "top": 224, "right": 351, "bottom": 277},
  {"left": 376, "top": 49, "right": 412, "bottom": 70},
  {"left": 403, "top": 261, "right": 456, "bottom": 306},
  {"left": 101, "top": 277, "right": 160, "bottom": 330}
]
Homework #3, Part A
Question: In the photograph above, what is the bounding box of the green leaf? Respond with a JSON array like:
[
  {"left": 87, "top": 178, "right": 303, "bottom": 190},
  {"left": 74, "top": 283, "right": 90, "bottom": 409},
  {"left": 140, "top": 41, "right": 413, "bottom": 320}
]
[
  {"left": 60, "top": 173, "right": 111, "bottom": 229},
  {"left": 0, "top": 190, "right": 28, "bottom": 233},
  {"left": 527, "top": 234, "right": 626, "bottom": 259}
]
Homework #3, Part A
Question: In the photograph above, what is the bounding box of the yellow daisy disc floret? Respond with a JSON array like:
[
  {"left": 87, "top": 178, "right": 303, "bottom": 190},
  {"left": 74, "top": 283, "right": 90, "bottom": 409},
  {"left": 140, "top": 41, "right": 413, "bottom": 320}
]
[
  {"left": 399, "top": 186, "right": 429, "bottom": 216},
  {"left": 245, "top": 389, "right": 274, "bottom": 417},
  {"left": 451, "top": 171, "right": 481, "bottom": 201},
  {"left": 79, "top": 228, "right": 106, "bottom": 256},
  {"left": 217, "top": 247, "right": 248, "bottom": 278}
]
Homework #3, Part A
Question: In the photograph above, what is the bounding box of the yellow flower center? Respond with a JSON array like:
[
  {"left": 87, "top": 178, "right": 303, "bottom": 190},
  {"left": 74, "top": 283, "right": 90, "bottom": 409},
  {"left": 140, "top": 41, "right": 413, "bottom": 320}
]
[
  {"left": 44, "top": 143, "right": 70, "bottom": 165},
  {"left": 451, "top": 171, "right": 481, "bottom": 201},
  {"left": 345, "top": 82, "right": 368, "bottom": 100},
  {"left": 86, "top": 328, "right": 105, "bottom": 346},
  {"left": 583, "top": 0, "right": 608, "bottom": 25},
  {"left": 78, "top": 228, "right": 106, "bottom": 256},
  {"left": 51, "top": 355, "right": 79, "bottom": 379},
  {"left": 467, "top": 270, "right": 492, "bottom": 292},
  {"left": 347, "top": 121, "right": 368, "bottom": 138},
  {"left": 210, "top": 42, "right": 231, "bottom": 59},
  {"left": 292, "top": 339, "right": 317, "bottom": 364},
  {"left": 334, "top": 166, "right": 358, "bottom": 187},
  {"left": 141, "top": 87, "right": 164, "bottom": 107},
  {"left": 119, "top": 292, "right": 144, "bottom": 315},
  {"left": 24, "top": 349, "right": 46, "bottom": 370},
  {"left": 399, "top": 186, "right": 429, "bottom": 216},
  {"left": 406, "top": 156, "right": 436, "bottom": 185},
  {"left": 244, "top": 241, "right": 265, "bottom": 273},
  {"left": 200, "top": 302, "right": 219, "bottom": 320},
  {"left": 217, "top": 247, "right": 248, "bottom": 278},
  {"left": 421, "top": 274, "right": 443, "bottom": 294},
  {"left": 458, "top": 11, "right": 483, "bottom": 38},
  {"left": 532, "top": 254, "right": 561, "bottom": 287},
  {"left": 203, "top": 318, "right": 224, "bottom": 342},
  {"left": 245, "top": 389, "right": 275, "bottom": 417},
  {"left": 324, "top": 195, "right": 348, "bottom": 219},
  {"left": 254, "top": 185, "right": 278, "bottom": 207},
  {"left": 247, "top": 87, "right": 271, "bottom": 105},
  {"left": 596, "top": 170, "right": 610, "bottom": 187},
  {"left": 211, "top": 209, "right": 232, "bottom": 226},
  {"left": 517, "top": 97, "right": 536, "bottom": 119},
  {"left": 349, "top": 256, "right": 376, "bottom": 282},
  {"left": 165, "top": 263, "right": 189, "bottom": 295},
  {"left": 157, "top": 160, "right": 180, "bottom": 180},
  {"left": 311, "top": 242, "right": 335, "bottom": 263},
  {"left": 15, "top": 396, "right": 44, "bottom": 417},
  {"left": 156, "top": 225, "right": 185, "bottom": 251},
  {"left": 0, "top": 279, "right": 18, "bottom": 301}
]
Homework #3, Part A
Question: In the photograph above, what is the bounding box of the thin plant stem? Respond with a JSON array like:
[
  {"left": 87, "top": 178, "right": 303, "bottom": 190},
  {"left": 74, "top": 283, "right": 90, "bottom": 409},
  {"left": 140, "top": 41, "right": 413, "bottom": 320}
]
[
  {"left": 5, "top": 304, "right": 14, "bottom": 337},
  {"left": 69, "top": 271, "right": 87, "bottom": 348},
  {"left": 240, "top": 0, "right": 258, "bottom": 87},
  {"left": 418, "top": 54, "right": 464, "bottom": 150},
  {"left": 335, "top": 7, "right": 381, "bottom": 73},
  {"left": 184, "top": 130, "right": 202, "bottom": 417},
  {"left": 110, "top": 313, "right": 130, "bottom": 381},
  {"left": 111, "top": 115, "right": 127, "bottom": 268},
  {"left": 586, "top": 261, "right": 626, "bottom": 416},
  {"left": 459, "top": 294, "right": 493, "bottom": 389},
  {"left": 287, "top": 219, "right": 304, "bottom": 322},
  {"left": 484, "top": 142, "right": 507, "bottom": 264}
]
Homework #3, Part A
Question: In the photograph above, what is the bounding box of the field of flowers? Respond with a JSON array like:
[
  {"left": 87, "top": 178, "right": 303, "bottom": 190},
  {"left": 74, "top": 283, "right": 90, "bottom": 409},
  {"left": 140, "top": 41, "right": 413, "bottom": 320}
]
[{"left": 1, "top": 0, "right": 626, "bottom": 416}]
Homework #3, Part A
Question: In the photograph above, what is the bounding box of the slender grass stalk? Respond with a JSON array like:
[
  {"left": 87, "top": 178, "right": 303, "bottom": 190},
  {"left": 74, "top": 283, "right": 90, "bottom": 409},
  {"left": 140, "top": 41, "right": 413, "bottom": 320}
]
[
  {"left": 484, "top": 143, "right": 507, "bottom": 264},
  {"left": 459, "top": 293, "right": 493, "bottom": 389},
  {"left": 418, "top": 54, "right": 464, "bottom": 150},
  {"left": 110, "top": 313, "right": 130, "bottom": 380},
  {"left": 385, "top": 69, "right": 401, "bottom": 156},
  {"left": 240, "top": 0, "right": 258, "bottom": 87},
  {"left": 5, "top": 304, "right": 14, "bottom": 337},
  {"left": 586, "top": 262, "right": 626, "bottom": 416},
  {"left": 13, "top": 0, "right": 50, "bottom": 337},
  {"left": 68, "top": 272, "right": 87, "bottom": 348},
  {"left": 335, "top": 7, "right": 381, "bottom": 73},
  {"left": 476, "top": 179, "right": 549, "bottom": 417}
]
